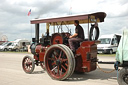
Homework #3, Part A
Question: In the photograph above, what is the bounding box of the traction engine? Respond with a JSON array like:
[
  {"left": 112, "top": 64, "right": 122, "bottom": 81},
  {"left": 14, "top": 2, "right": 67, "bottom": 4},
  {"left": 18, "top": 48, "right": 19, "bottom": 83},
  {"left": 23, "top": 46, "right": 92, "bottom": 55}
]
[{"left": 22, "top": 12, "right": 106, "bottom": 80}]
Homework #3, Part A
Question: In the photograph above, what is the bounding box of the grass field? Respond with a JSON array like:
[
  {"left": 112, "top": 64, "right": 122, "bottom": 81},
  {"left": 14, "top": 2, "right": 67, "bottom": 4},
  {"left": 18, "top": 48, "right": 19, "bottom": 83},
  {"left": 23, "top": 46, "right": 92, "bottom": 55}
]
[{"left": 97, "top": 53, "right": 116, "bottom": 57}]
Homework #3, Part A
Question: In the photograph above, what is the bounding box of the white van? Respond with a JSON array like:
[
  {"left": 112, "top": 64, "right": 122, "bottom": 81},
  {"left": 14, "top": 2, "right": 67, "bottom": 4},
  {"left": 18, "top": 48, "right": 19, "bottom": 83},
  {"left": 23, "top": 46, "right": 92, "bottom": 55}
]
[
  {"left": 8, "top": 39, "right": 30, "bottom": 51},
  {"left": 0, "top": 42, "right": 12, "bottom": 51},
  {"left": 97, "top": 34, "right": 121, "bottom": 54}
]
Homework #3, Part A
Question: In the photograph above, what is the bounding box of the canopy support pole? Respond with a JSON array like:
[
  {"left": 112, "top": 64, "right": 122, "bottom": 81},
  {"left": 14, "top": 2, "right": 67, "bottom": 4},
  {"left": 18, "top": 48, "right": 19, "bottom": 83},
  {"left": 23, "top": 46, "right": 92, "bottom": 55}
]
[
  {"left": 88, "top": 16, "right": 90, "bottom": 41},
  {"left": 46, "top": 23, "right": 49, "bottom": 36}
]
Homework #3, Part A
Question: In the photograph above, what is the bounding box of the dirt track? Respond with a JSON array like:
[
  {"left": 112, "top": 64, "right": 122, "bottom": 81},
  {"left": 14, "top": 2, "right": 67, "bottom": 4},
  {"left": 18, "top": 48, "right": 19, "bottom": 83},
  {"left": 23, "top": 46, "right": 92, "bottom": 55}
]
[{"left": 0, "top": 52, "right": 118, "bottom": 85}]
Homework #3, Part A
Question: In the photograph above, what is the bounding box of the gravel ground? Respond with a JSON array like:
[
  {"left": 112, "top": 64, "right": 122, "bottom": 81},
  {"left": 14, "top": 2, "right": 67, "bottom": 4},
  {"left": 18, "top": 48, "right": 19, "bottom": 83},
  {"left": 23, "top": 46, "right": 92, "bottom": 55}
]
[{"left": 0, "top": 52, "right": 118, "bottom": 85}]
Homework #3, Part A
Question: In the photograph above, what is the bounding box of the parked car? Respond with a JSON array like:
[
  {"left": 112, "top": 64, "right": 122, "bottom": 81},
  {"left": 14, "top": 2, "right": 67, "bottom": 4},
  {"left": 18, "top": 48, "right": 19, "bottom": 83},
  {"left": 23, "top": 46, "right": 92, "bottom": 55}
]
[
  {"left": 0, "top": 42, "right": 8, "bottom": 46},
  {"left": 8, "top": 39, "right": 30, "bottom": 51},
  {"left": 97, "top": 34, "right": 121, "bottom": 54},
  {"left": 0, "top": 42, "right": 12, "bottom": 51}
]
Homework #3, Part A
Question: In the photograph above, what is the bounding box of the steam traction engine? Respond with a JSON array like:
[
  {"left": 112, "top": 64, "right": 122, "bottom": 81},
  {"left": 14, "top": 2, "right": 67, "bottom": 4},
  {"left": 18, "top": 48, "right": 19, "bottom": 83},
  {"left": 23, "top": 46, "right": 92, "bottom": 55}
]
[{"left": 22, "top": 12, "right": 106, "bottom": 80}]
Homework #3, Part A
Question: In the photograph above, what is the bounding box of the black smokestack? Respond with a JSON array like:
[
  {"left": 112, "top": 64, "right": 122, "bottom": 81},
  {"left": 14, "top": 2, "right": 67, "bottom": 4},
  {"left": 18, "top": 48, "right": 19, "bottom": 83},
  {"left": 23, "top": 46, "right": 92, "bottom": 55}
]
[{"left": 35, "top": 24, "right": 39, "bottom": 43}]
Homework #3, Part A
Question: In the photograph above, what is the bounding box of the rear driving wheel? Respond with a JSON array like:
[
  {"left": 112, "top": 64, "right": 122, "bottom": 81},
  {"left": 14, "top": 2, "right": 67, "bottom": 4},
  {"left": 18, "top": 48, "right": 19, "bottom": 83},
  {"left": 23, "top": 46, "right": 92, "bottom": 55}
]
[
  {"left": 44, "top": 44, "right": 75, "bottom": 80},
  {"left": 59, "top": 44, "right": 75, "bottom": 77},
  {"left": 22, "top": 56, "right": 35, "bottom": 74}
]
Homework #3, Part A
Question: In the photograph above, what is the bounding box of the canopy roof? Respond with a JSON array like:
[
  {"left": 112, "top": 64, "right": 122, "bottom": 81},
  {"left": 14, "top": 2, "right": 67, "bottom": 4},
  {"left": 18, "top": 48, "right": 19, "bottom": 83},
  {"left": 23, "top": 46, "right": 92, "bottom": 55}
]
[{"left": 31, "top": 12, "right": 106, "bottom": 25}]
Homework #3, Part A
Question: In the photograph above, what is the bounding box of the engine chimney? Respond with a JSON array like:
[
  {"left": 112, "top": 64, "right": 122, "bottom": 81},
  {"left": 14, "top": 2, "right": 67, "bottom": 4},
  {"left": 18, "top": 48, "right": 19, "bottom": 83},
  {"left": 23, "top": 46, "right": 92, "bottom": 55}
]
[{"left": 35, "top": 24, "right": 39, "bottom": 43}]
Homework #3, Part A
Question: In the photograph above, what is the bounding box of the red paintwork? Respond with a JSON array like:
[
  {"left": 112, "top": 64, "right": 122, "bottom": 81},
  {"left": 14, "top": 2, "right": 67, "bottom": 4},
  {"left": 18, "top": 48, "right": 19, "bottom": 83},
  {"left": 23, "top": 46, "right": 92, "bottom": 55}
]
[
  {"left": 35, "top": 45, "right": 46, "bottom": 62},
  {"left": 39, "top": 52, "right": 45, "bottom": 61},
  {"left": 51, "top": 33, "right": 70, "bottom": 45},
  {"left": 75, "top": 41, "right": 97, "bottom": 72},
  {"left": 34, "top": 37, "right": 97, "bottom": 73},
  {"left": 35, "top": 45, "right": 42, "bottom": 53},
  {"left": 51, "top": 33, "right": 63, "bottom": 44}
]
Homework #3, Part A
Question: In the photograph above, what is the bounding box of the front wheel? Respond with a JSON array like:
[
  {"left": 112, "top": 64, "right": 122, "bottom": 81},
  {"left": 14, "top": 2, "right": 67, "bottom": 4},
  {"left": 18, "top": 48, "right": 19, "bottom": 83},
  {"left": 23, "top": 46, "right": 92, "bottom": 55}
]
[
  {"left": 22, "top": 56, "right": 35, "bottom": 74},
  {"left": 15, "top": 48, "right": 19, "bottom": 52},
  {"left": 4, "top": 48, "right": 7, "bottom": 51},
  {"left": 109, "top": 50, "right": 113, "bottom": 54},
  {"left": 44, "top": 44, "right": 75, "bottom": 80},
  {"left": 118, "top": 68, "right": 128, "bottom": 85}
]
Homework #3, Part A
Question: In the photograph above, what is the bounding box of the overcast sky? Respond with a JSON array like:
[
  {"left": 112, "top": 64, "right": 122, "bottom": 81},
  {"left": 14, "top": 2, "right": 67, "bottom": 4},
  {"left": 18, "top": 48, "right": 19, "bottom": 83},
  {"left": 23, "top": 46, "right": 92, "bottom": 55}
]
[{"left": 0, "top": 0, "right": 128, "bottom": 41}]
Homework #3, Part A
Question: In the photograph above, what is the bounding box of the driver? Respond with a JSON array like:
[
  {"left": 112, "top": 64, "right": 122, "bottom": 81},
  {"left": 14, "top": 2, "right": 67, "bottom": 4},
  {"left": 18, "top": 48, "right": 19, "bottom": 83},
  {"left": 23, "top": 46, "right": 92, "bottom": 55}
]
[{"left": 68, "top": 20, "right": 85, "bottom": 53}]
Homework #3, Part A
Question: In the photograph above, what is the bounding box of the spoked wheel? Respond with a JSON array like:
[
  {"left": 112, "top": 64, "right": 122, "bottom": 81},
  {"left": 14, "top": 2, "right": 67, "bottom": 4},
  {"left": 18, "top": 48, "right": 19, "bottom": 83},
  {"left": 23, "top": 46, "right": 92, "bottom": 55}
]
[
  {"left": 60, "top": 44, "right": 75, "bottom": 77},
  {"left": 22, "top": 56, "right": 35, "bottom": 74},
  {"left": 44, "top": 44, "right": 75, "bottom": 80},
  {"left": 118, "top": 68, "right": 128, "bottom": 85}
]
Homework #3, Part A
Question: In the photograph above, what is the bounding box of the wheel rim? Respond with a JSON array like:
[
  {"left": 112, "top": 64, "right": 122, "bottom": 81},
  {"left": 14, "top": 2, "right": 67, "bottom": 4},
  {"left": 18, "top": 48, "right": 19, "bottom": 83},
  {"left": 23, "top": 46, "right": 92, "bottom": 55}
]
[
  {"left": 45, "top": 47, "right": 69, "bottom": 79},
  {"left": 110, "top": 50, "right": 113, "bottom": 54},
  {"left": 4, "top": 49, "right": 7, "bottom": 51},
  {"left": 123, "top": 74, "right": 128, "bottom": 84},
  {"left": 22, "top": 56, "right": 34, "bottom": 73}
]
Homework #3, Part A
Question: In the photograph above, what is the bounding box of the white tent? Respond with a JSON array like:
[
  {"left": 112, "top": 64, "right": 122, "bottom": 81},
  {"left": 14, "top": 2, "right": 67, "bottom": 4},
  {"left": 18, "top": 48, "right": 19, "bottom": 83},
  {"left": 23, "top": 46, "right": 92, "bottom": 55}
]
[{"left": 116, "top": 29, "right": 128, "bottom": 64}]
